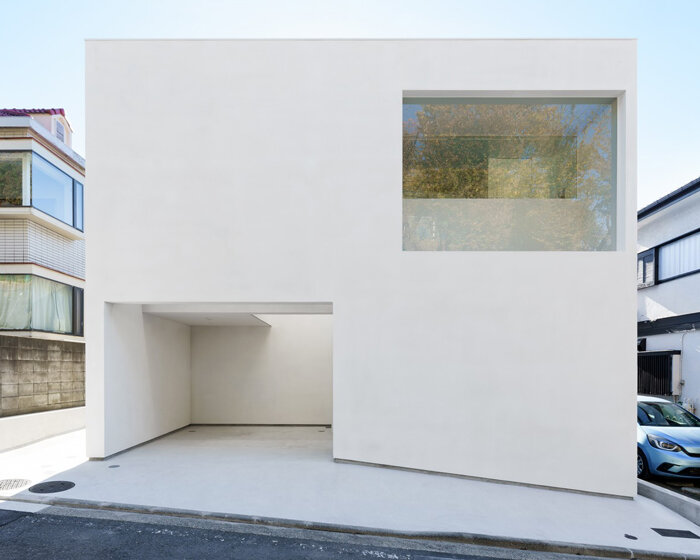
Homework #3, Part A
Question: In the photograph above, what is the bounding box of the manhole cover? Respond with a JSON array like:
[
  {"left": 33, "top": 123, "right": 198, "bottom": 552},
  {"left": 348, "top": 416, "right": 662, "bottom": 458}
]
[
  {"left": 28, "top": 481, "right": 75, "bottom": 494},
  {"left": 0, "top": 479, "right": 31, "bottom": 491}
]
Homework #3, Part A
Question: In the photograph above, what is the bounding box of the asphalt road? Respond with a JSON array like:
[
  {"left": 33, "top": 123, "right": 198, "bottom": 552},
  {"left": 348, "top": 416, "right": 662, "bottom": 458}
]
[{"left": 0, "top": 506, "right": 615, "bottom": 560}]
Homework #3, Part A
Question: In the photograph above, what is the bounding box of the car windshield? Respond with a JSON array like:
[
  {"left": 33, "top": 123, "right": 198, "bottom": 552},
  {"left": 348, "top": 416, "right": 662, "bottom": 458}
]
[{"left": 638, "top": 402, "right": 700, "bottom": 427}]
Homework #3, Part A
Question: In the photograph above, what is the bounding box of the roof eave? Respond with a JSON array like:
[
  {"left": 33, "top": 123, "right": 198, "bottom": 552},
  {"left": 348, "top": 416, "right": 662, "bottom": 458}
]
[{"left": 638, "top": 176, "right": 700, "bottom": 221}]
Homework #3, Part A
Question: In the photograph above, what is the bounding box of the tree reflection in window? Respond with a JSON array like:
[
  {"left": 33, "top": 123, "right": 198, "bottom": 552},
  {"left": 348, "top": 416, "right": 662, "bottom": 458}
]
[{"left": 402, "top": 99, "right": 616, "bottom": 251}]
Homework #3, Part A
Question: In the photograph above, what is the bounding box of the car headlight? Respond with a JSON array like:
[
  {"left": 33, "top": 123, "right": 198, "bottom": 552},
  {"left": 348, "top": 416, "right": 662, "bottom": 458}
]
[{"left": 647, "top": 434, "right": 682, "bottom": 452}]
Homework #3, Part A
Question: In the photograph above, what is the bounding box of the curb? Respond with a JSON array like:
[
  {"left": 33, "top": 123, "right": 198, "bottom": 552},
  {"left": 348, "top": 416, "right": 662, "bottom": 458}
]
[
  {"left": 4, "top": 494, "right": 700, "bottom": 560},
  {"left": 638, "top": 479, "right": 700, "bottom": 527}
]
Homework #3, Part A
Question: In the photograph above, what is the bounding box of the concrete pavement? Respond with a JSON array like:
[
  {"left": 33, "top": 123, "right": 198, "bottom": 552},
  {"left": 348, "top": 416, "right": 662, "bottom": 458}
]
[{"left": 2, "top": 427, "right": 700, "bottom": 558}]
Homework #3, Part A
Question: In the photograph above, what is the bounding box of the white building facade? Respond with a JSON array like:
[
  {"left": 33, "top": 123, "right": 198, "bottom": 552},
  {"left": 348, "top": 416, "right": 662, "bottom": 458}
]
[
  {"left": 86, "top": 39, "right": 637, "bottom": 497},
  {"left": 638, "top": 177, "right": 700, "bottom": 414}
]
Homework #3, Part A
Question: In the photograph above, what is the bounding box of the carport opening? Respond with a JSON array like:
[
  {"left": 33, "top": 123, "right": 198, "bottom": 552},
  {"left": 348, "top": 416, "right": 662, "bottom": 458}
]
[{"left": 142, "top": 302, "right": 333, "bottom": 454}]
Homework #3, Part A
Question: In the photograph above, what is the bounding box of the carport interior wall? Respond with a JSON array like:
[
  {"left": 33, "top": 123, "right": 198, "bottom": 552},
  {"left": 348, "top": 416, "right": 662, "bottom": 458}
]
[{"left": 98, "top": 304, "right": 332, "bottom": 459}]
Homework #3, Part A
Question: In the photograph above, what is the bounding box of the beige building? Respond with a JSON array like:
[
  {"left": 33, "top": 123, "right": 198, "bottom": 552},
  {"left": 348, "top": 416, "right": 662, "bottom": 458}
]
[{"left": 0, "top": 108, "right": 85, "bottom": 422}]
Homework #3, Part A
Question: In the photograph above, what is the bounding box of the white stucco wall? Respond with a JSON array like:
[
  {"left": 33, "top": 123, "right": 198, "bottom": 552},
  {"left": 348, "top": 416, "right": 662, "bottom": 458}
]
[
  {"left": 96, "top": 304, "right": 191, "bottom": 457},
  {"left": 191, "top": 315, "right": 332, "bottom": 424},
  {"left": 86, "top": 39, "right": 637, "bottom": 495},
  {"left": 638, "top": 191, "right": 700, "bottom": 321},
  {"left": 0, "top": 406, "right": 85, "bottom": 452},
  {"left": 638, "top": 189, "right": 700, "bottom": 414}
]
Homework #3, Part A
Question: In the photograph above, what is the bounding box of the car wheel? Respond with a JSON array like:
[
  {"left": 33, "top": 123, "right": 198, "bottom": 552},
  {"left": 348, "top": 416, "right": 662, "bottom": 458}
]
[{"left": 637, "top": 449, "right": 649, "bottom": 478}]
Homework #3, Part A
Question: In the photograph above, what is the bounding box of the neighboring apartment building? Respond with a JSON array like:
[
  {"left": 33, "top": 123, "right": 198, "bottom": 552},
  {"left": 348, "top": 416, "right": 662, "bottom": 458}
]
[
  {"left": 638, "top": 176, "right": 700, "bottom": 414},
  {"left": 0, "top": 108, "right": 85, "bottom": 419},
  {"left": 86, "top": 39, "right": 636, "bottom": 497}
]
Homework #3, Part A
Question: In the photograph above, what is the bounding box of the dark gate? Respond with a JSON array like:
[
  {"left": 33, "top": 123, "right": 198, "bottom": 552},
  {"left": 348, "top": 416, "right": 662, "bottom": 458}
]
[{"left": 637, "top": 351, "right": 677, "bottom": 396}]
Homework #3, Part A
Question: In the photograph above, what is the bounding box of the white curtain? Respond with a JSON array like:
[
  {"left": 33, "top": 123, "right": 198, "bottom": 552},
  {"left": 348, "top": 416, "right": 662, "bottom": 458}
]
[
  {"left": 31, "top": 276, "right": 72, "bottom": 333},
  {"left": 0, "top": 275, "right": 31, "bottom": 329},
  {"left": 658, "top": 231, "right": 700, "bottom": 281}
]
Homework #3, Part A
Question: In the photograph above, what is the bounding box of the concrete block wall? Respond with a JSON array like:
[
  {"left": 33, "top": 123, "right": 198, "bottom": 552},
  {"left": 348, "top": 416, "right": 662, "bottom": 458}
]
[{"left": 0, "top": 335, "right": 85, "bottom": 417}]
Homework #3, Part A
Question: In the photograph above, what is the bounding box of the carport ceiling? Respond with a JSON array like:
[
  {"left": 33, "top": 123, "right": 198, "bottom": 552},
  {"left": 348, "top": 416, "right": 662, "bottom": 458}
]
[
  {"left": 141, "top": 302, "right": 332, "bottom": 327},
  {"left": 144, "top": 312, "right": 270, "bottom": 327}
]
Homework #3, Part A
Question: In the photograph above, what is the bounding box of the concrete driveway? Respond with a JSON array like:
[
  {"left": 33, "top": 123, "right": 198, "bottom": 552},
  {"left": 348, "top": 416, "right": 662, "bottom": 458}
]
[{"left": 1, "top": 426, "right": 700, "bottom": 557}]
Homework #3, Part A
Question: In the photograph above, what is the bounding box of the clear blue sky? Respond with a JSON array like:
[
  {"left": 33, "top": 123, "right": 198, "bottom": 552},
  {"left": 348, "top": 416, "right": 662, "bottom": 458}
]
[{"left": 2, "top": 0, "right": 698, "bottom": 208}]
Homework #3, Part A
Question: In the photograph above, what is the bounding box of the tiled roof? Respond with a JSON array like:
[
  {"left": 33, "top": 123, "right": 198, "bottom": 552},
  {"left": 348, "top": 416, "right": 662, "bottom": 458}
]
[{"left": 0, "top": 108, "right": 65, "bottom": 117}]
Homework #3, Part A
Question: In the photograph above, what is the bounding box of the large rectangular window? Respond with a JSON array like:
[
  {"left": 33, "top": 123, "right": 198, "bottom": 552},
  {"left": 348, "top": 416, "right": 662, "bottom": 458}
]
[
  {"left": 0, "top": 152, "right": 29, "bottom": 206},
  {"left": 0, "top": 151, "right": 83, "bottom": 230},
  {"left": 658, "top": 230, "right": 700, "bottom": 281},
  {"left": 403, "top": 98, "right": 617, "bottom": 251},
  {"left": 0, "top": 274, "right": 82, "bottom": 335},
  {"left": 32, "top": 153, "right": 75, "bottom": 226}
]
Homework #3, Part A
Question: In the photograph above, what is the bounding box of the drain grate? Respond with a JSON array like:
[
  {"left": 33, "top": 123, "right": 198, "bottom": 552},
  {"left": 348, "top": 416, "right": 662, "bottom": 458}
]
[
  {"left": 0, "top": 479, "right": 31, "bottom": 492},
  {"left": 28, "top": 481, "right": 75, "bottom": 494},
  {"left": 652, "top": 528, "right": 700, "bottom": 539}
]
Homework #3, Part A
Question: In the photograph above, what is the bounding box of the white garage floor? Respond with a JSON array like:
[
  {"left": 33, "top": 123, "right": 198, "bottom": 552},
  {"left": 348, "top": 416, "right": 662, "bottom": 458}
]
[{"left": 2, "top": 426, "right": 700, "bottom": 556}]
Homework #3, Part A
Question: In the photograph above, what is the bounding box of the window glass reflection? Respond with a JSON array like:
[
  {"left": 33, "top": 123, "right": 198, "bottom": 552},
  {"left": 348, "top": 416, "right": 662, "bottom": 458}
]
[
  {"left": 74, "top": 181, "right": 84, "bottom": 231},
  {"left": 403, "top": 99, "right": 616, "bottom": 251},
  {"left": 32, "top": 153, "right": 74, "bottom": 225},
  {"left": 0, "top": 153, "right": 25, "bottom": 206}
]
